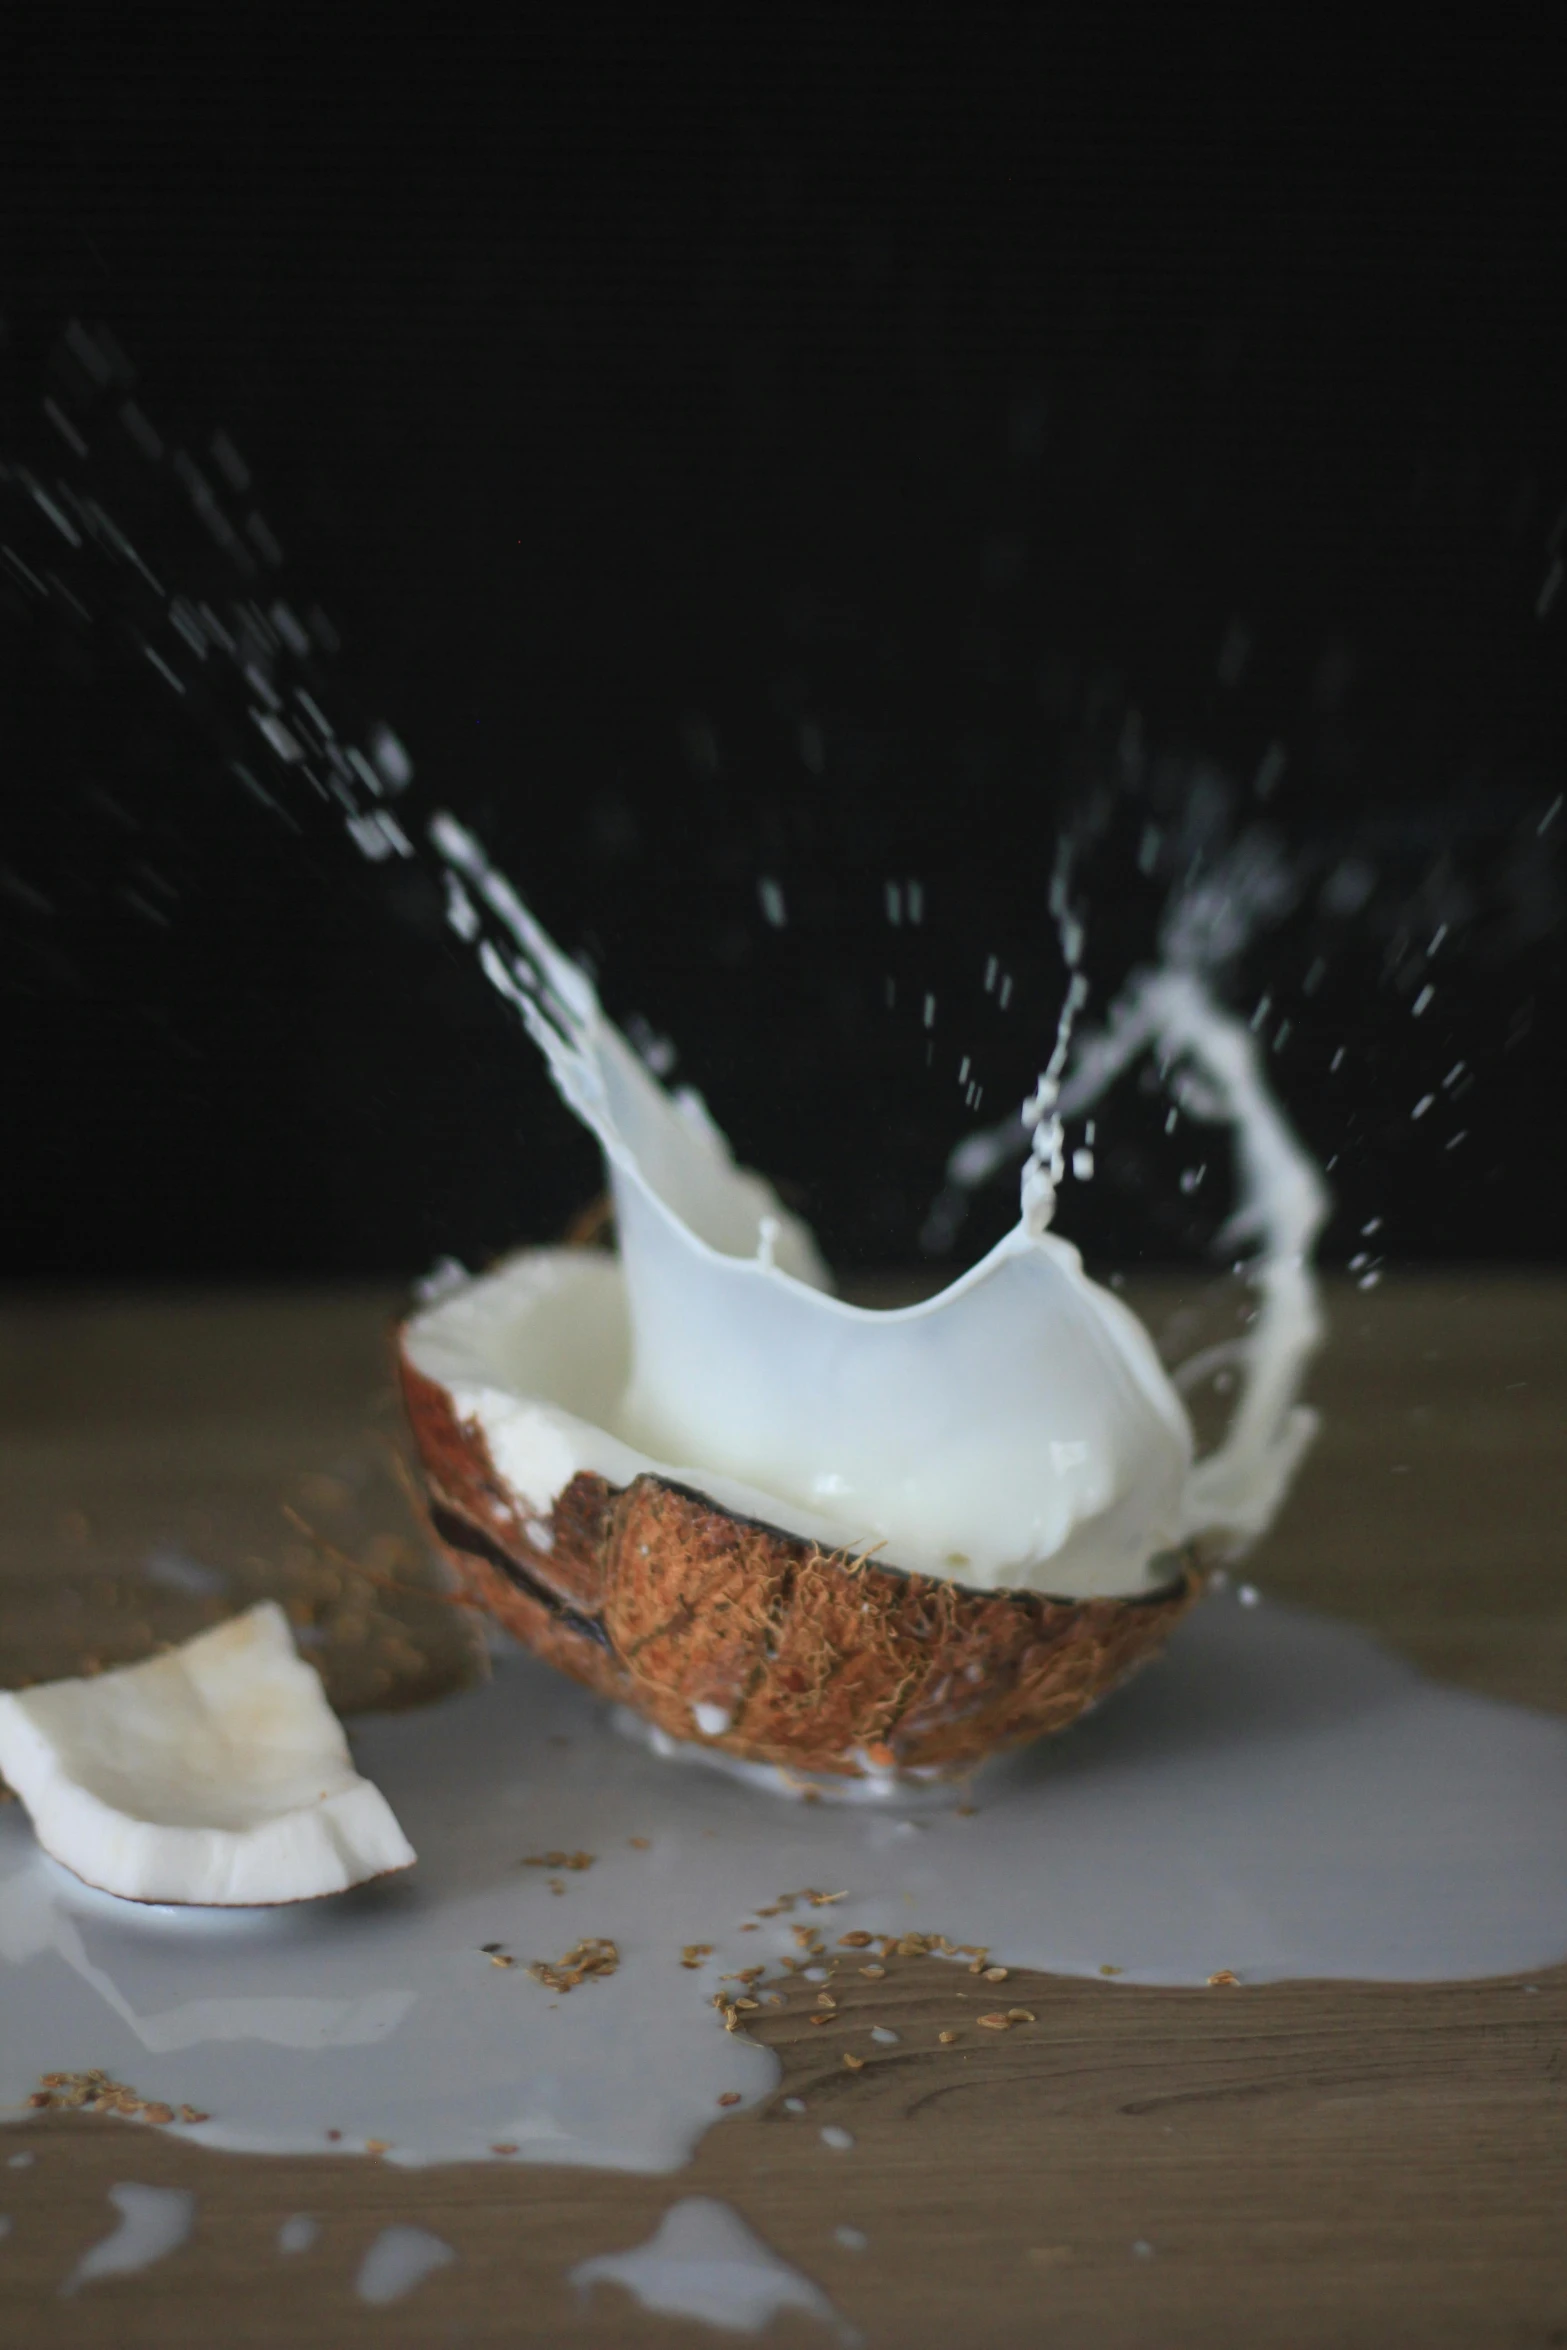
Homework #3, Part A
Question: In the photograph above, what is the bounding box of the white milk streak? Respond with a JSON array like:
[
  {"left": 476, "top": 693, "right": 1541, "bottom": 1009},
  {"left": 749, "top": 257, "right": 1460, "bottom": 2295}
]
[
  {"left": 570, "top": 2198, "right": 858, "bottom": 2341},
  {"left": 60, "top": 2183, "right": 195, "bottom": 2295},
  {"left": 354, "top": 2225, "right": 457, "bottom": 2305}
]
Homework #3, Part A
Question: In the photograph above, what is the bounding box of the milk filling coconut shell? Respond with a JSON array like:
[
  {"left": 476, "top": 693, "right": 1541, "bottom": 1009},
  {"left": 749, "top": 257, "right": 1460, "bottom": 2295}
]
[
  {"left": 0, "top": 1604, "right": 416, "bottom": 1904},
  {"left": 399, "top": 821, "right": 1327, "bottom": 1784}
]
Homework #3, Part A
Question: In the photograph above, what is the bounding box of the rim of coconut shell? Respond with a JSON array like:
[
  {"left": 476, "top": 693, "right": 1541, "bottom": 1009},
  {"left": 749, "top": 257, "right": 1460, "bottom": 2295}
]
[{"left": 394, "top": 1257, "right": 1204, "bottom": 1781}]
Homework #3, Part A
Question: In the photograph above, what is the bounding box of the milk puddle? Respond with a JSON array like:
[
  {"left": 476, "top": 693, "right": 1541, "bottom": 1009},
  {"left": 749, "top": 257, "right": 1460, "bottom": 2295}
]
[
  {"left": 3, "top": 1585, "right": 1565, "bottom": 2171},
  {"left": 571, "top": 2197, "right": 859, "bottom": 2341}
]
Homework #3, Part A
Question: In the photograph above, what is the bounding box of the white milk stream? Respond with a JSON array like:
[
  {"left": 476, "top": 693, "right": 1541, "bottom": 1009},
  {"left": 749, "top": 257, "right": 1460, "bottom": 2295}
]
[{"left": 3, "top": 1587, "right": 1565, "bottom": 2172}]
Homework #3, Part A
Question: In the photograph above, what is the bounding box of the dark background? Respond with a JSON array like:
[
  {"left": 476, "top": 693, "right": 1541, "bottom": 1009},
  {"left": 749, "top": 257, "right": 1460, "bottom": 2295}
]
[{"left": 2, "top": 14, "right": 1563, "bottom": 1285}]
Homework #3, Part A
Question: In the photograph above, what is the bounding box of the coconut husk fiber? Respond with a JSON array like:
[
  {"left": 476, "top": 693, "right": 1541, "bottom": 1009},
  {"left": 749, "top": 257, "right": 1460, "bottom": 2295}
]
[{"left": 399, "top": 1348, "right": 1201, "bottom": 1780}]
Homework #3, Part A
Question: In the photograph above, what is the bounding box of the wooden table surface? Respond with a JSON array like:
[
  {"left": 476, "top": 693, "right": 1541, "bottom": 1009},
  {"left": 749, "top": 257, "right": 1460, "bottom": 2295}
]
[{"left": 1, "top": 1272, "right": 1564, "bottom": 2349}]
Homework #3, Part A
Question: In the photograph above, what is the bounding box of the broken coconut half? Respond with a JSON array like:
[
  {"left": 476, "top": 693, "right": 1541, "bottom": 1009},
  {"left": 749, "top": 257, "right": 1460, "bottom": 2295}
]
[
  {"left": 399, "top": 820, "right": 1326, "bottom": 1784},
  {"left": 0, "top": 1603, "right": 416, "bottom": 1904}
]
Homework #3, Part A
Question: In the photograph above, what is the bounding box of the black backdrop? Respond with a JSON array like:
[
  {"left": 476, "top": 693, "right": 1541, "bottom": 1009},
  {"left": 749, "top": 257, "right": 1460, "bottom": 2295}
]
[{"left": 3, "top": 16, "right": 1563, "bottom": 1283}]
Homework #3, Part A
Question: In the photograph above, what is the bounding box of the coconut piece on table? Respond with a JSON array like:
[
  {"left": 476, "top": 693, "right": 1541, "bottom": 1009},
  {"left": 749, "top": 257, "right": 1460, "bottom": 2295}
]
[{"left": 0, "top": 1602, "right": 415, "bottom": 1905}]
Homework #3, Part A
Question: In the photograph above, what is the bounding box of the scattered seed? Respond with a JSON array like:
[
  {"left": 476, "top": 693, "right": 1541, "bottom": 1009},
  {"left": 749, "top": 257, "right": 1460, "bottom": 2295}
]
[
  {"left": 178, "top": 2106, "right": 208, "bottom": 2125},
  {"left": 142, "top": 2103, "right": 174, "bottom": 2126},
  {"left": 27, "top": 2092, "right": 49, "bottom": 2108},
  {"left": 1207, "top": 1969, "right": 1240, "bottom": 1988},
  {"left": 732, "top": 1998, "right": 760, "bottom": 2013},
  {"left": 978, "top": 2012, "right": 1012, "bottom": 2031},
  {"left": 717, "top": 2092, "right": 742, "bottom": 2108},
  {"left": 1006, "top": 2008, "right": 1036, "bottom": 2025},
  {"left": 628, "top": 1837, "right": 651, "bottom": 1850},
  {"left": 938, "top": 2030, "right": 959, "bottom": 2045},
  {"left": 838, "top": 1931, "right": 873, "bottom": 1948},
  {"left": 489, "top": 1953, "right": 515, "bottom": 1969},
  {"left": 680, "top": 1944, "right": 714, "bottom": 1969},
  {"left": 859, "top": 1964, "right": 887, "bottom": 1979},
  {"left": 809, "top": 2014, "right": 833, "bottom": 2027},
  {"left": 807, "top": 1890, "right": 848, "bottom": 1907},
  {"left": 492, "top": 2143, "right": 518, "bottom": 2154},
  {"left": 982, "top": 1966, "right": 1009, "bottom": 1983},
  {"left": 527, "top": 1936, "right": 620, "bottom": 1993},
  {"left": 1099, "top": 1964, "right": 1123, "bottom": 1978},
  {"left": 842, "top": 2053, "right": 865, "bottom": 2072},
  {"left": 365, "top": 2139, "right": 390, "bottom": 2155},
  {"left": 522, "top": 1850, "right": 595, "bottom": 1871}
]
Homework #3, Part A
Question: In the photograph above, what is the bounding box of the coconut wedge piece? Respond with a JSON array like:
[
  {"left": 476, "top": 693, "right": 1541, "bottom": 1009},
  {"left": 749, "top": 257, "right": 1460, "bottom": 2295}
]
[{"left": 0, "top": 1603, "right": 415, "bottom": 1905}]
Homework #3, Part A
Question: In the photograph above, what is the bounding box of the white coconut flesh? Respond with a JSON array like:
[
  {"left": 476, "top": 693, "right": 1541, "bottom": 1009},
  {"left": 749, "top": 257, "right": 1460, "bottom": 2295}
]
[
  {"left": 0, "top": 1604, "right": 415, "bottom": 1906},
  {"left": 415, "top": 823, "right": 1328, "bottom": 1602}
]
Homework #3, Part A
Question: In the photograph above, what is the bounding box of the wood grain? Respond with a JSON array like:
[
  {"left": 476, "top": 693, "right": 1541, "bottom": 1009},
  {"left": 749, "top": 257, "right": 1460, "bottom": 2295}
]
[{"left": 1, "top": 1273, "right": 1564, "bottom": 2348}]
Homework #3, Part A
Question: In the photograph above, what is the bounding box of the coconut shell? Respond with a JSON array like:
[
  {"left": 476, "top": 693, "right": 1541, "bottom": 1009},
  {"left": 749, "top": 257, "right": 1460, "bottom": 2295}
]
[{"left": 398, "top": 1344, "right": 1201, "bottom": 1780}]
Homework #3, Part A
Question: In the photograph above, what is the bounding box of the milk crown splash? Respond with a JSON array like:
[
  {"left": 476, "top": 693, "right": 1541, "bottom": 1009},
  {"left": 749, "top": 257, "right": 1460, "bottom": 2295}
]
[{"left": 430, "top": 813, "right": 1326, "bottom": 1596}]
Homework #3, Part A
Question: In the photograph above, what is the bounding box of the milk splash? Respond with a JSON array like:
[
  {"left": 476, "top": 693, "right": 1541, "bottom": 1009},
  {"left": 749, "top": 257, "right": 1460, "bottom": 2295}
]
[{"left": 424, "top": 812, "right": 1324, "bottom": 1591}]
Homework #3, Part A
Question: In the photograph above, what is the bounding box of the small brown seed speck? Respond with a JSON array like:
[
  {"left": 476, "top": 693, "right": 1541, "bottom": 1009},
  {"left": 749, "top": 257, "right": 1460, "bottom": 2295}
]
[
  {"left": 1006, "top": 2008, "right": 1036, "bottom": 2024},
  {"left": 1207, "top": 1969, "right": 1240, "bottom": 1987},
  {"left": 838, "top": 1931, "right": 873, "bottom": 1947},
  {"left": 842, "top": 2053, "right": 865, "bottom": 2071},
  {"left": 492, "top": 2143, "right": 518, "bottom": 2154},
  {"left": 629, "top": 1836, "right": 651, "bottom": 1849},
  {"left": 143, "top": 2103, "right": 174, "bottom": 2125},
  {"left": 982, "top": 1966, "right": 1009, "bottom": 1983},
  {"left": 1099, "top": 1964, "right": 1123, "bottom": 1977},
  {"left": 717, "top": 2092, "right": 741, "bottom": 2107},
  {"left": 859, "top": 1964, "right": 886, "bottom": 1979},
  {"left": 978, "top": 2012, "right": 1012, "bottom": 2031},
  {"left": 938, "top": 2030, "right": 959, "bottom": 2045}
]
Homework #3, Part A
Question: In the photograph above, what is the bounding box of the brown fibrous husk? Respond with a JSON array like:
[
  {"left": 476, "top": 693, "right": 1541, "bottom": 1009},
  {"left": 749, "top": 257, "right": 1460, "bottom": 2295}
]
[{"left": 398, "top": 1345, "right": 1201, "bottom": 1780}]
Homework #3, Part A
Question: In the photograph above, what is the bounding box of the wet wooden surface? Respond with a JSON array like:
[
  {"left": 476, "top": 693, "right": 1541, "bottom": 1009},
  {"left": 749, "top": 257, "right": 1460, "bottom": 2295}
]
[{"left": 1, "top": 1272, "right": 1564, "bottom": 2349}]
